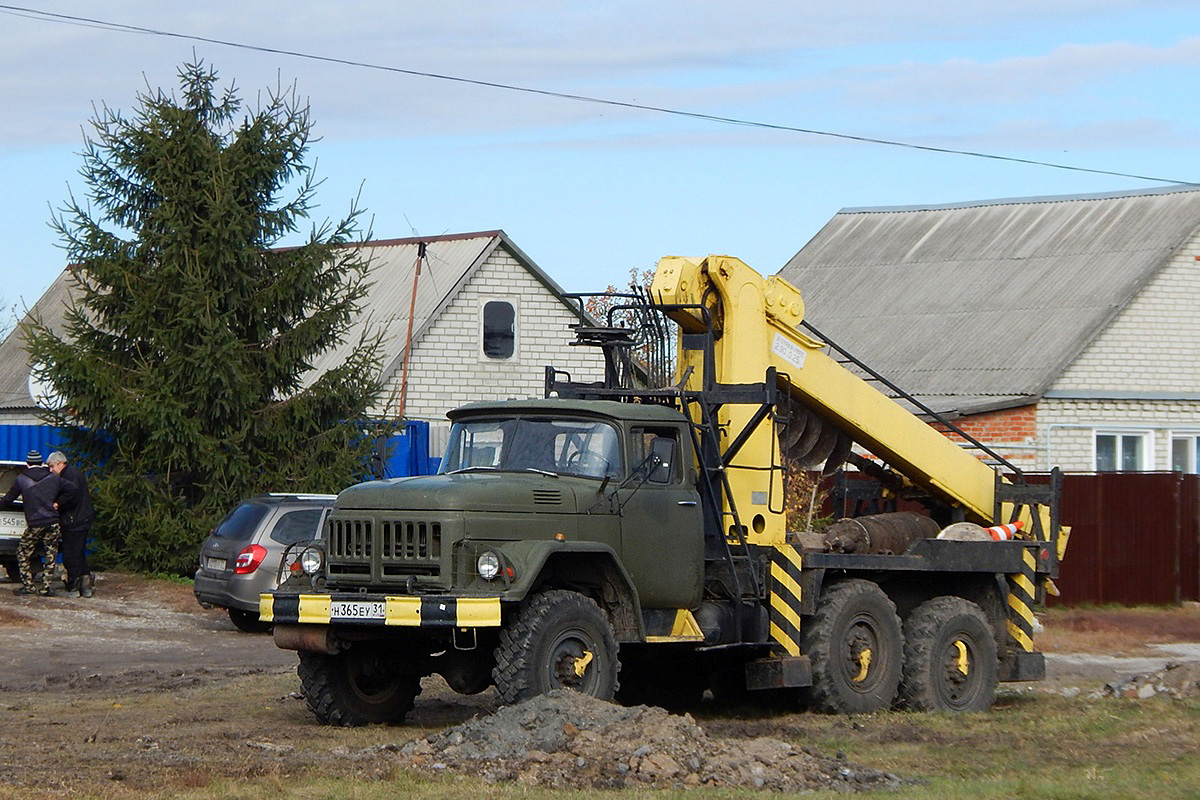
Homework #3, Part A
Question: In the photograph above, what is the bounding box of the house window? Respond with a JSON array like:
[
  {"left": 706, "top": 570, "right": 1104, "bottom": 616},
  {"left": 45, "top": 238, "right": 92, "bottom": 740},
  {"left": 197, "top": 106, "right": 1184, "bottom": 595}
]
[
  {"left": 1094, "top": 431, "right": 1149, "bottom": 472},
  {"left": 1170, "top": 434, "right": 1200, "bottom": 474},
  {"left": 481, "top": 300, "right": 516, "bottom": 360}
]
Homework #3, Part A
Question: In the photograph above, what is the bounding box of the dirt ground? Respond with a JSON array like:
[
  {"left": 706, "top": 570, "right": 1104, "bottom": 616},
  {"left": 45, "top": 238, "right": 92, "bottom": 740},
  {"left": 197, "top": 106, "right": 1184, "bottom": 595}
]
[{"left": 0, "top": 572, "right": 1198, "bottom": 797}]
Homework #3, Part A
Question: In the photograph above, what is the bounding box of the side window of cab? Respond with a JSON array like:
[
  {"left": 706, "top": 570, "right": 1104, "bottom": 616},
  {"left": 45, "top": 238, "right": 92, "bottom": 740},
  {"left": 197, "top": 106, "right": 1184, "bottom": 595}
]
[{"left": 630, "top": 427, "right": 682, "bottom": 484}]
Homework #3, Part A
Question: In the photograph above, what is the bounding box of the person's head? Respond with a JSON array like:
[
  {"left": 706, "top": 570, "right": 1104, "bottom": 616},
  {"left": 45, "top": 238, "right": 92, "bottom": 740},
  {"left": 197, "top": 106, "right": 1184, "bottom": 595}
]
[
  {"left": 46, "top": 451, "right": 67, "bottom": 475},
  {"left": 25, "top": 450, "right": 42, "bottom": 467}
]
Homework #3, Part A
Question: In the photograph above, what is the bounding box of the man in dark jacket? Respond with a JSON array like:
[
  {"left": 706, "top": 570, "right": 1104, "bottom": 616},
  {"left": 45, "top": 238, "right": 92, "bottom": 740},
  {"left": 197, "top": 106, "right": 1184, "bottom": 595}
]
[
  {"left": 0, "top": 450, "right": 76, "bottom": 596},
  {"left": 47, "top": 452, "right": 95, "bottom": 597}
]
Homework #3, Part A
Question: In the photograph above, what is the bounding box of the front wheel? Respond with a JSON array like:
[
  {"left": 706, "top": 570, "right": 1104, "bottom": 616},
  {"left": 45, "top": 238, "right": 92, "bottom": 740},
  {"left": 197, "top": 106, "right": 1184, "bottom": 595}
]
[
  {"left": 298, "top": 645, "right": 423, "bottom": 726},
  {"left": 799, "top": 579, "right": 903, "bottom": 713},
  {"left": 492, "top": 590, "right": 619, "bottom": 705},
  {"left": 898, "top": 596, "right": 998, "bottom": 712}
]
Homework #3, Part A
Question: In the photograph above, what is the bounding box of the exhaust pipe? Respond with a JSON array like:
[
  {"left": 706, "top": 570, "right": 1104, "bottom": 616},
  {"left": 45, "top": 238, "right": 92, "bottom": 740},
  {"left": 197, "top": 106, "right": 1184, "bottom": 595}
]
[{"left": 273, "top": 623, "right": 342, "bottom": 654}]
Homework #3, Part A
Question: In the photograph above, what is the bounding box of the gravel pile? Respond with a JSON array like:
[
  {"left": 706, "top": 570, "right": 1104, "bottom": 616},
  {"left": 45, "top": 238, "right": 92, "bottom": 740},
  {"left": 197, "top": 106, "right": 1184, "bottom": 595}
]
[
  {"left": 1104, "top": 662, "right": 1200, "bottom": 700},
  {"left": 399, "top": 690, "right": 905, "bottom": 792}
]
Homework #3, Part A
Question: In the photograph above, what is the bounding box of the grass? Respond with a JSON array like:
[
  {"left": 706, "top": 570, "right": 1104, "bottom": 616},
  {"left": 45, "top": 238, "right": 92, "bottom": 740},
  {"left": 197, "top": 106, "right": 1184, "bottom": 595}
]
[{"left": 22, "top": 678, "right": 1193, "bottom": 800}]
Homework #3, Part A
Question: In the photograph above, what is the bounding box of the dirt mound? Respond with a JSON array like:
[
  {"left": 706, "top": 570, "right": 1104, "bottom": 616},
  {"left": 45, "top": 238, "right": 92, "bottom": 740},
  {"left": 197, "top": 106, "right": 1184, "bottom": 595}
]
[
  {"left": 1104, "top": 661, "right": 1200, "bottom": 700},
  {"left": 399, "top": 690, "right": 905, "bottom": 792}
]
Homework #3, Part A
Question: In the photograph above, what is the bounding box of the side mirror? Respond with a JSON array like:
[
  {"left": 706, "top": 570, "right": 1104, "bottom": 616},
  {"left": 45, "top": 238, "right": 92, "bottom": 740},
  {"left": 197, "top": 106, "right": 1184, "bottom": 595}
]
[{"left": 647, "top": 437, "right": 676, "bottom": 484}]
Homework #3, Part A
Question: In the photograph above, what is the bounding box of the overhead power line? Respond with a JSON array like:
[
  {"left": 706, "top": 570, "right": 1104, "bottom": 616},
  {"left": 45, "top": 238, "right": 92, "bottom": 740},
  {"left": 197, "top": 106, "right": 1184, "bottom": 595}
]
[{"left": 1, "top": 3, "right": 1195, "bottom": 186}]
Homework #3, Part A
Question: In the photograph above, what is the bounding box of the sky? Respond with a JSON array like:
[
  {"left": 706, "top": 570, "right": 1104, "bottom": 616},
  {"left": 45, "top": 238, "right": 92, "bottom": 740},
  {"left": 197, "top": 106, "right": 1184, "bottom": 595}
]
[{"left": 2, "top": 1, "right": 1199, "bottom": 326}]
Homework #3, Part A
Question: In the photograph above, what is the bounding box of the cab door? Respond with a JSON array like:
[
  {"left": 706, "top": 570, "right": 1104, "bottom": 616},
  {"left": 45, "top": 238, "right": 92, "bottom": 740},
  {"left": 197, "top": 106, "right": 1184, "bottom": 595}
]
[{"left": 617, "top": 426, "right": 704, "bottom": 609}]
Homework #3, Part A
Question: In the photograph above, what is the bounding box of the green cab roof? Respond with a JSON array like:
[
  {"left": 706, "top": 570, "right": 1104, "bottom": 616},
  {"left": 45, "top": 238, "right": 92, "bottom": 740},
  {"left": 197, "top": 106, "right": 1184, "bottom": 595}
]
[{"left": 447, "top": 397, "right": 687, "bottom": 425}]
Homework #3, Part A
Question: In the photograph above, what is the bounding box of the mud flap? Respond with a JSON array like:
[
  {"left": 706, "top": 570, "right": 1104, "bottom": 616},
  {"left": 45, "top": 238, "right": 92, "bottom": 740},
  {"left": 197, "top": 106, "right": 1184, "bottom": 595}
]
[
  {"left": 745, "top": 655, "right": 812, "bottom": 690},
  {"left": 999, "top": 651, "right": 1045, "bottom": 682}
]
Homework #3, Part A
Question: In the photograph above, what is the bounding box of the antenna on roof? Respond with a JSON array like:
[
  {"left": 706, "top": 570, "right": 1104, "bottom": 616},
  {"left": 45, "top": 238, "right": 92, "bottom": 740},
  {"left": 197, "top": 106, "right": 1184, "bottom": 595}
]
[{"left": 396, "top": 241, "right": 427, "bottom": 421}]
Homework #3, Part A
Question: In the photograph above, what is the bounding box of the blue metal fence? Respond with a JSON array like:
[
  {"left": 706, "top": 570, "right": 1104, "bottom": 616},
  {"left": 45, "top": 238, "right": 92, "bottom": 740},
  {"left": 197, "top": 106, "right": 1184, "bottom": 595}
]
[
  {"left": 2, "top": 422, "right": 439, "bottom": 476},
  {"left": 377, "top": 420, "right": 439, "bottom": 477},
  {"left": 0, "top": 425, "right": 71, "bottom": 462}
]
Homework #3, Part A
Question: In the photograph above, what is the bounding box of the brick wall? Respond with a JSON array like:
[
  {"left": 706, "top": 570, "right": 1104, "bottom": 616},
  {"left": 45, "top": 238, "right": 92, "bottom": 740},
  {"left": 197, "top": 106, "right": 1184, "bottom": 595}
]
[
  {"left": 1038, "top": 235, "right": 1200, "bottom": 471},
  {"left": 377, "top": 248, "right": 605, "bottom": 426},
  {"left": 1038, "top": 397, "right": 1200, "bottom": 471},
  {"left": 930, "top": 405, "right": 1039, "bottom": 467},
  {"left": 1054, "top": 246, "right": 1200, "bottom": 393}
]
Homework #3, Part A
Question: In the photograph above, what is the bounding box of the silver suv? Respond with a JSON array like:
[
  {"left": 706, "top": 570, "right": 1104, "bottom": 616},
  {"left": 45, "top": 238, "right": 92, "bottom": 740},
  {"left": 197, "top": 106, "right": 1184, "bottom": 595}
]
[
  {"left": 0, "top": 460, "right": 28, "bottom": 581},
  {"left": 193, "top": 493, "right": 334, "bottom": 632}
]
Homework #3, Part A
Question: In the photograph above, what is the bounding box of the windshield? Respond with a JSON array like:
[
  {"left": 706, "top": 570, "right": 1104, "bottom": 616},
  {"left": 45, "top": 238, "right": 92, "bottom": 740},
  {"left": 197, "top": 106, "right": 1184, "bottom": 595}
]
[{"left": 440, "top": 417, "right": 622, "bottom": 479}]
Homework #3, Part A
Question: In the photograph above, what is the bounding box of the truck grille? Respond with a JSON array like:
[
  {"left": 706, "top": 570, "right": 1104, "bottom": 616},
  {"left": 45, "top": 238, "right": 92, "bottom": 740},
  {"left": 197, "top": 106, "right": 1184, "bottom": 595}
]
[
  {"left": 382, "top": 520, "right": 441, "bottom": 559},
  {"left": 329, "top": 518, "right": 372, "bottom": 558},
  {"left": 326, "top": 515, "right": 443, "bottom": 582}
]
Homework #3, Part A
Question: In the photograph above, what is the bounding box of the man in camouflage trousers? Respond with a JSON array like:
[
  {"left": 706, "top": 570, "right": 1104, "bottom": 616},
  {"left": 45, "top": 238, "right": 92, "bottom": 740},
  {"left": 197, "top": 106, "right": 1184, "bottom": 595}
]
[{"left": 0, "top": 450, "right": 76, "bottom": 596}]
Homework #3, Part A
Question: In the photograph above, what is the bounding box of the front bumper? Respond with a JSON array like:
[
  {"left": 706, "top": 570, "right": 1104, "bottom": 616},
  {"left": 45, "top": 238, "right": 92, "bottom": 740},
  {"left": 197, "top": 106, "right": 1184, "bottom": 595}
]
[{"left": 262, "top": 591, "right": 501, "bottom": 628}]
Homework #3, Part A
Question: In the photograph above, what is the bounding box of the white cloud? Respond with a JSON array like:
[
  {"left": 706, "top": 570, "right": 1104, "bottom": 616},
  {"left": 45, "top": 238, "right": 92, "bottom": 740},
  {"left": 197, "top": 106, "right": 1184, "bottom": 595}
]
[
  {"left": 6, "top": 1, "right": 1197, "bottom": 147},
  {"left": 843, "top": 37, "right": 1200, "bottom": 108}
]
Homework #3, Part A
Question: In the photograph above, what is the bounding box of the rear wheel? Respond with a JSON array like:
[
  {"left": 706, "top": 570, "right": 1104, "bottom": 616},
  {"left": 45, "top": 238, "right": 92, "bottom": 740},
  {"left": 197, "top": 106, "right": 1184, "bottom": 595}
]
[
  {"left": 799, "top": 579, "right": 902, "bottom": 713},
  {"left": 228, "top": 607, "right": 272, "bottom": 634},
  {"left": 493, "top": 590, "right": 619, "bottom": 705},
  {"left": 899, "top": 596, "right": 998, "bottom": 712},
  {"left": 298, "top": 645, "right": 423, "bottom": 726}
]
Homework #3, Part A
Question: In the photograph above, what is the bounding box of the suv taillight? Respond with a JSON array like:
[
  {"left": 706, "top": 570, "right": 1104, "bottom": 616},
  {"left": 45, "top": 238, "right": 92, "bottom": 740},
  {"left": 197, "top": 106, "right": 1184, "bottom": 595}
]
[{"left": 234, "top": 544, "right": 267, "bottom": 574}]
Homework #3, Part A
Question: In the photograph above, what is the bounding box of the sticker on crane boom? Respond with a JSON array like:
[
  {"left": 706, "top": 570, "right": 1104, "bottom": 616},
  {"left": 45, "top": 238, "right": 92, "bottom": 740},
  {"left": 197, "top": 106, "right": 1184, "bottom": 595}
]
[{"left": 772, "top": 333, "right": 807, "bottom": 371}]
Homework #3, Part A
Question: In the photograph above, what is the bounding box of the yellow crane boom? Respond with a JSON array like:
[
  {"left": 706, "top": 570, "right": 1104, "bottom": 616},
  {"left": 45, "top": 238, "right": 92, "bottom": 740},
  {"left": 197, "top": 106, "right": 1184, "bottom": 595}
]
[{"left": 652, "top": 254, "right": 1058, "bottom": 551}]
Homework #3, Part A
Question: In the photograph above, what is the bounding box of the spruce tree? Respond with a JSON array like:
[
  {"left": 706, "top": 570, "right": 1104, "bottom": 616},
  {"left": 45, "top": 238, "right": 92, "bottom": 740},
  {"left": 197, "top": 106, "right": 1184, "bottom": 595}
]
[{"left": 22, "top": 60, "right": 388, "bottom": 573}]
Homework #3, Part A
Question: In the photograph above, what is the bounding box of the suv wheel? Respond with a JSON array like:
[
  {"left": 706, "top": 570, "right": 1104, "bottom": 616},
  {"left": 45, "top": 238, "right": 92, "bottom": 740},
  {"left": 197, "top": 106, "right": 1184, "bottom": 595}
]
[{"left": 228, "top": 607, "right": 272, "bottom": 634}]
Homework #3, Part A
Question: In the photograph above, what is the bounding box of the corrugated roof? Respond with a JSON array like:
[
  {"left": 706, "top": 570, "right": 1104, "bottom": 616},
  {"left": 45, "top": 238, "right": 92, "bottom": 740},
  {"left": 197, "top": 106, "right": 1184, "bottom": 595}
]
[
  {"left": 0, "top": 271, "right": 74, "bottom": 410},
  {"left": 0, "top": 230, "right": 572, "bottom": 410},
  {"left": 779, "top": 186, "right": 1200, "bottom": 415},
  {"left": 300, "top": 232, "right": 500, "bottom": 388}
]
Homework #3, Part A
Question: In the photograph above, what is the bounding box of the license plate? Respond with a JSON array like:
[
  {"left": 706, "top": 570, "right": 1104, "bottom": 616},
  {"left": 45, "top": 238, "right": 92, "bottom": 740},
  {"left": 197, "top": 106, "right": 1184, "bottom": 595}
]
[
  {"left": 0, "top": 511, "right": 24, "bottom": 530},
  {"left": 205, "top": 556, "right": 227, "bottom": 571},
  {"left": 330, "top": 600, "right": 386, "bottom": 620}
]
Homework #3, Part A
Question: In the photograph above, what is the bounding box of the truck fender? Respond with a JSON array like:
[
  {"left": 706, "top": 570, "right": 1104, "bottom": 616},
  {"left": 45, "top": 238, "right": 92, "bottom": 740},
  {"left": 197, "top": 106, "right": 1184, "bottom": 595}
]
[{"left": 496, "top": 539, "right": 644, "bottom": 642}]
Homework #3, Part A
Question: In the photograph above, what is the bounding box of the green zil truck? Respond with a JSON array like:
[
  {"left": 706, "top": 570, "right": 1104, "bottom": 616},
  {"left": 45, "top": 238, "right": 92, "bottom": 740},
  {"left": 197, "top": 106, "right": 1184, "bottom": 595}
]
[{"left": 262, "top": 255, "right": 1067, "bottom": 725}]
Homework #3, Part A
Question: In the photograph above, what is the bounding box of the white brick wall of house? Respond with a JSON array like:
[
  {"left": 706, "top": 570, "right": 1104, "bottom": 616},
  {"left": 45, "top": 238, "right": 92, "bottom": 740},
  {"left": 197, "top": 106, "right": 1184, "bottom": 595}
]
[
  {"left": 1034, "top": 241, "right": 1200, "bottom": 472},
  {"left": 375, "top": 250, "right": 606, "bottom": 438}
]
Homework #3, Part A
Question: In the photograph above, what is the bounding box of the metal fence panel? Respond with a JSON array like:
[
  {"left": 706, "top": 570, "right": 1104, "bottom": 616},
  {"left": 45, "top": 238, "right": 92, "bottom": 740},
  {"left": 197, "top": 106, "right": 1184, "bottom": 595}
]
[
  {"left": 0, "top": 425, "right": 71, "bottom": 462},
  {"left": 1053, "top": 473, "right": 1195, "bottom": 606}
]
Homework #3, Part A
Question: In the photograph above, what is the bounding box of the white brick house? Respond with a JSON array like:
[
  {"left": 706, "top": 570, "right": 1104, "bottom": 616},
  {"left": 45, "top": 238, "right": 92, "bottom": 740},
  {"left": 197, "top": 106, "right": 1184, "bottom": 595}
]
[
  {"left": 0, "top": 231, "right": 607, "bottom": 450},
  {"left": 781, "top": 186, "right": 1200, "bottom": 474}
]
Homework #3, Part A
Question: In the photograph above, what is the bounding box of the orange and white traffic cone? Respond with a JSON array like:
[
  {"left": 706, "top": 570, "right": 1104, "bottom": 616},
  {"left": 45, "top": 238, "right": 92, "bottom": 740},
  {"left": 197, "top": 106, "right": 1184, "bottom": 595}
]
[{"left": 983, "top": 520, "right": 1024, "bottom": 541}]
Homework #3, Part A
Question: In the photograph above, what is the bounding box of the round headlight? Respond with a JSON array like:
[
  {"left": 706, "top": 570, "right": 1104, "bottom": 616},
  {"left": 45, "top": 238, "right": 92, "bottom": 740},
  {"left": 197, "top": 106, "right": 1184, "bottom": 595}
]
[
  {"left": 477, "top": 551, "right": 501, "bottom": 581},
  {"left": 299, "top": 547, "right": 324, "bottom": 576}
]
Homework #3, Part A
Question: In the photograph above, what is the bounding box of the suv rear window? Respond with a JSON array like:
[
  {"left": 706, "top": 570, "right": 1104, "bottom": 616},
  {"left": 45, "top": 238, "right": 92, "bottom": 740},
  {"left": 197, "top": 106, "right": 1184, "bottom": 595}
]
[
  {"left": 269, "top": 509, "right": 325, "bottom": 545},
  {"left": 212, "top": 502, "right": 271, "bottom": 540}
]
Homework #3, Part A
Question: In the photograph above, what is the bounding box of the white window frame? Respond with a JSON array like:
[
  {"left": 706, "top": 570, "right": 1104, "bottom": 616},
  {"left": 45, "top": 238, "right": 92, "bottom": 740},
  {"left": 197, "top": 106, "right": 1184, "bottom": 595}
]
[
  {"left": 479, "top": 297, "right": 519, "bottom": 361},
  {"left": 1169, "top": 430, "right": 1200, "bottom": 474},
  {"left": 1092, "top": 429, "right": 1152, "bottom": 472}
]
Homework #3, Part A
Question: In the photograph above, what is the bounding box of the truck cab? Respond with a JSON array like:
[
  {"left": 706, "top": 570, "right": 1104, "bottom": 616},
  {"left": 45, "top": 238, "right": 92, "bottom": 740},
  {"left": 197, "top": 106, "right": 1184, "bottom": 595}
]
[{"left": 323, "top": 399, "right": 702, "bottom": 612}]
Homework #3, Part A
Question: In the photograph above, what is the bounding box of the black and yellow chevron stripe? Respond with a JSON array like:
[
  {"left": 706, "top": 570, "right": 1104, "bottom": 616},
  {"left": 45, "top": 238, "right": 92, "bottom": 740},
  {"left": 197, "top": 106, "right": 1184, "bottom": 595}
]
[
  {"left": 1005, "top": 547, "right": 1037, "bottom": 652},
  {"left": 768, "top": 545, "right": 805, "bottom": 656}
]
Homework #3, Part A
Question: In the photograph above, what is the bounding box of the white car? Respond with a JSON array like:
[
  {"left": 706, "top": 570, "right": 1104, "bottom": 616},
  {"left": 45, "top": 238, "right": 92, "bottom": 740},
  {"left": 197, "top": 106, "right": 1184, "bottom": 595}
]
[{"left": 0, "top": 460, "right": 28, "bottom": 580}]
